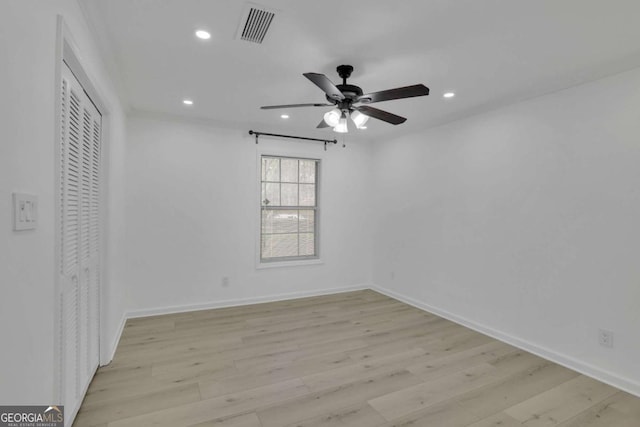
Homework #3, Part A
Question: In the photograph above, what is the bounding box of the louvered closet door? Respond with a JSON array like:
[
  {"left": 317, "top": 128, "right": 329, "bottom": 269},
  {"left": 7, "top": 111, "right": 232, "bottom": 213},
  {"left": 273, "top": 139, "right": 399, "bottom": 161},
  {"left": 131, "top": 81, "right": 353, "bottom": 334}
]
[{"left": 59, "top": 63, "right": 101, "bottom": 420}]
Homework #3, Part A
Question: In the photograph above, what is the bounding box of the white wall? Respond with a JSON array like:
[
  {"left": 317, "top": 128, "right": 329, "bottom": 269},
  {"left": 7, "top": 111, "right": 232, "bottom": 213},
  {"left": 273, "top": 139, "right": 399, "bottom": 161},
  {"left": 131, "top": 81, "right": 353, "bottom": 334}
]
[
  {"left": 0, "top": 0, "right": 127, "bottom": 404},
  {"left": 372, "top": 67, "right": 640, "bottom": 394},
  {"left": 124, "top": 115, "right": 372, "bottom": 314},
  {"left": 3, "top": 0, "right": 640, "bottom": 407}
]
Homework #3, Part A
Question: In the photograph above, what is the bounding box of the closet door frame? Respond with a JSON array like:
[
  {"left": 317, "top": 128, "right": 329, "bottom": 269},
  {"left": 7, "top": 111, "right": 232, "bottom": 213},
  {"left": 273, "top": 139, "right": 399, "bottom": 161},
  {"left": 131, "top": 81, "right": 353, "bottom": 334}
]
[{"left": 54, "top": 16, "right": 112, "bottom": 411}]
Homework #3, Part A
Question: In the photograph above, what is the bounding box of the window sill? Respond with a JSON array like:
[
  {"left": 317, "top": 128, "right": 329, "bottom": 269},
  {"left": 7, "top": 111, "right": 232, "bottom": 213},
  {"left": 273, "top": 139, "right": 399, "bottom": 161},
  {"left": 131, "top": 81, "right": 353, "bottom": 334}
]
[{"left": 256, "top": 258, "right": 324, "bottom": 270}]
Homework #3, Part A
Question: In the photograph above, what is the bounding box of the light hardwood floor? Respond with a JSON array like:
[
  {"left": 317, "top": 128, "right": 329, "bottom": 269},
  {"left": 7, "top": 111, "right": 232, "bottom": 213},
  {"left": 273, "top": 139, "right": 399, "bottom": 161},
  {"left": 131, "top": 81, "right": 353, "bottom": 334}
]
[{"left": 73, "top": 290, "right": 640, "bottom": 426}]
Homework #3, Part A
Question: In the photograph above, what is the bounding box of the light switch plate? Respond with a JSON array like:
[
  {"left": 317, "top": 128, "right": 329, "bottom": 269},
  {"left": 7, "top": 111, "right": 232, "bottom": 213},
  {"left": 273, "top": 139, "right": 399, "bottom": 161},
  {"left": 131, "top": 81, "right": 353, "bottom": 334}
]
[{"left": 13, "top": 193, "right": 38, "bottom": 231}]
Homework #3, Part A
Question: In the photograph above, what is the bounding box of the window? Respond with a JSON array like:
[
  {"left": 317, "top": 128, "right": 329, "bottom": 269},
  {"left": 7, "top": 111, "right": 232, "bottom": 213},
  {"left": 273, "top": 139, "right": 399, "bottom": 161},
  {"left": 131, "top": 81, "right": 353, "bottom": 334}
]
[{"left": 261, "top": 156, "right": 319, "bottom": 262}]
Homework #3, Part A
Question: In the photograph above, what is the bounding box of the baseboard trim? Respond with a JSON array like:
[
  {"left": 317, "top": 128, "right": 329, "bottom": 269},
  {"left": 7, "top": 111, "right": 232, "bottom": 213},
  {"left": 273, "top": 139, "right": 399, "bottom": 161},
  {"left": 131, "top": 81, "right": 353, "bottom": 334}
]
[
  {"left": 126, "top": 285, "right": 369, "bottom": 319},
  {"left": 371, "top": 284, "right": 640, "bottom": 398},
  {"left": 102, "top": 313, "right": 127, "bottom": 366}
]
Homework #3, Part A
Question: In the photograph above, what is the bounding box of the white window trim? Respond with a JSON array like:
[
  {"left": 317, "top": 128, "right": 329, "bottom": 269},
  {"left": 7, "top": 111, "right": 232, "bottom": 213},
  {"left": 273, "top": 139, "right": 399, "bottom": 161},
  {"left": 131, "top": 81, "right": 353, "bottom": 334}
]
[
  {"left": 254, "top": 146, "right": 326, "bottom": 269},
  {"left": 256, "top": 257, "right": 324, "bottom": 270}
]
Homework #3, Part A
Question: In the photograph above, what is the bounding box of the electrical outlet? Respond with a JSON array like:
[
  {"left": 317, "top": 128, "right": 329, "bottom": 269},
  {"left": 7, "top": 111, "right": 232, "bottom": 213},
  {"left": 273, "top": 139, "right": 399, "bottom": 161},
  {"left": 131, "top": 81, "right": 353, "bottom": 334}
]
[
  {"left": 598, "top": 329, "right": 614, "bottom": 348},
  {"left": 221, "top": 276, "right": 230, "bottom": 287}
]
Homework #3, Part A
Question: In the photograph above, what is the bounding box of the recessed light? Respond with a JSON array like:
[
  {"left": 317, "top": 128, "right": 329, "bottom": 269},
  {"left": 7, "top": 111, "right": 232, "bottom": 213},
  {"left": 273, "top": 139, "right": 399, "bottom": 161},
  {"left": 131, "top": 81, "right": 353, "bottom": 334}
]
[
  {"left": 195, "top": 30, "right": 211, "bottom": 40},
  {"left": 280, "top": 114, "right": 289, "bottom": 119},
  {"left": 443, "top": 92, "right": 455, "bottom": 98},
  {"left": 183, "top": 99, "right": 194, "bottom": 105}
]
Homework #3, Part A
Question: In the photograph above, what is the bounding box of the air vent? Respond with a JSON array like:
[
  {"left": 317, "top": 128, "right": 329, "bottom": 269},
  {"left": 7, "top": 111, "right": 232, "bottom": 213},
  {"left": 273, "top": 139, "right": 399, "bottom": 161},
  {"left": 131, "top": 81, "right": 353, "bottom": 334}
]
[{"left": 236, "top": 3, "right": 276, "bottom": 44}]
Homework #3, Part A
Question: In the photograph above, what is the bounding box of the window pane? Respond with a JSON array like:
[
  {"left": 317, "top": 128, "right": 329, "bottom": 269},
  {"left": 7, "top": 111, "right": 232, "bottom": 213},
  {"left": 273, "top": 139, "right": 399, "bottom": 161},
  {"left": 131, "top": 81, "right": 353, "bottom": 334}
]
[
  {"left": 266, "top": 210, "right": 298, "bottom": 234},
  {"left": 261, "top": 209, "right": 270, "bottom": 233},
  {"left": 261, "top": 236, "right": 272, "bottom": 259},
  {"left": 262, "top": 233, "right": 298, "bottom": 258},
  {"left": 281, "top": 183, "right": 298, "bottom": 206},
  {"left": 299, "top": 160, "right": 316, "bottom": 183},
  {"left": 299, "top": 210, "right": 314, "bottom": 233},
  {"left": 281, "top": 158, "right": 299, "bottom": 183},
  {"left": 299, "top": 233, "right": 315, "bottom": 256},
  {"left": 262, "top": 157, "right": 279, "bottom": 181},
  {"left": 264, "top": 183, "right": 280, "bottom": 206},
  {"left": 299, "top": 184, "right": 315, "bottom": 206}
]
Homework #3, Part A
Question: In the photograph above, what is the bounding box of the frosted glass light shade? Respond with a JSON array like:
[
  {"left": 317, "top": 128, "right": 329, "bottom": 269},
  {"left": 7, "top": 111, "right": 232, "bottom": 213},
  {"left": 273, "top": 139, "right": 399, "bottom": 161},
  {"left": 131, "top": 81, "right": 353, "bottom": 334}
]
[
  {"left": 323, "top": 109, "right": 341, "bottom": 127},
  {"left": 351, "top": 110, "right": 369, "bottom": 128},
  {"left": 333, "top": 115, "right": 348, "bottom": 133}
]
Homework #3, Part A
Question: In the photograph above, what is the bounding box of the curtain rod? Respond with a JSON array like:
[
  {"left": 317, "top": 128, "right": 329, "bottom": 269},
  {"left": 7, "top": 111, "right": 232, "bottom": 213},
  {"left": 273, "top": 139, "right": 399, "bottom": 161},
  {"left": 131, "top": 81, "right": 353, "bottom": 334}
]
[{"left": 249, "top": 130, "right": 338, "bottom": 150}]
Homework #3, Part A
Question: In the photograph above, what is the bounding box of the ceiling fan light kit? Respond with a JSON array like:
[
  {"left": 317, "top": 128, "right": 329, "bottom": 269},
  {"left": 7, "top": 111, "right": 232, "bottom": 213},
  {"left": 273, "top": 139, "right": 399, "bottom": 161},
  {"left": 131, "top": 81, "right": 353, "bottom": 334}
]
[{"left": 261, "top": 65, "right": 430, "bottom": 133}]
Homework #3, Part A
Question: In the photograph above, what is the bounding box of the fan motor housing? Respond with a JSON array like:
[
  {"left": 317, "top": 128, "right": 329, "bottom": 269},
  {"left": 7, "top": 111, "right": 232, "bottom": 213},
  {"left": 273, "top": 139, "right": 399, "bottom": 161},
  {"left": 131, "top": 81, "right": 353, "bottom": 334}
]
[{"left": 327, "top": 84, "right": 363, "bottom": 104}]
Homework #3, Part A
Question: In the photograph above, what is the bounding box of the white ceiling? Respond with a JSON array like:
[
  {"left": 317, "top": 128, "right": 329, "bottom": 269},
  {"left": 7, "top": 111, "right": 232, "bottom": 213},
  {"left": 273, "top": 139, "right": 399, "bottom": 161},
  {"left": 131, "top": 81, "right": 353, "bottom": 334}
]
[{"left": 81, "top": 0, "right": 640, "bottom": 140}]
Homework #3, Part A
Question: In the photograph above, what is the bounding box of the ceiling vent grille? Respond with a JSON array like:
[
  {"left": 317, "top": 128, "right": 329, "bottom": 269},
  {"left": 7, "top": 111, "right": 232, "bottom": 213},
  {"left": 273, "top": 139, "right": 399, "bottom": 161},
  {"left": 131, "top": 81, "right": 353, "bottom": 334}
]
[{"left": 237, "top": 3, "right": 276, "bottom": 44}]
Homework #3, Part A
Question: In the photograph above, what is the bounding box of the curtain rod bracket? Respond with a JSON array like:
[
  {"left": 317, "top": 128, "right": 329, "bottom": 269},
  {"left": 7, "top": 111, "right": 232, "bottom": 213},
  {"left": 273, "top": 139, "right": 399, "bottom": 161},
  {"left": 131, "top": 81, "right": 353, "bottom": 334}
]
[{"left": 249, "top": 130, "right": 259, "bottom": 144}]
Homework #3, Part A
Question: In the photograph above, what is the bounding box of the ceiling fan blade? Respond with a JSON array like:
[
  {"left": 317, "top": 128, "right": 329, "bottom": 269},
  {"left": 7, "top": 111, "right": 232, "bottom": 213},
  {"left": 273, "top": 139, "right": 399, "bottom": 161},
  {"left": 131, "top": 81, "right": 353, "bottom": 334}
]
[
  {"left": 261, "top": 103, "right": 333, "bottom": 110},
  {"left": 357, "top": 84, "right": 429, "bottom": 104},
  {"left": 303, "top": 73, "right": 345, "bottom": 101},
  {"left": 317, "top": 119, "right": 330, "bottom": 129},
  {"left": 356, "top": 105, "right": 407, "bottom": 125}
]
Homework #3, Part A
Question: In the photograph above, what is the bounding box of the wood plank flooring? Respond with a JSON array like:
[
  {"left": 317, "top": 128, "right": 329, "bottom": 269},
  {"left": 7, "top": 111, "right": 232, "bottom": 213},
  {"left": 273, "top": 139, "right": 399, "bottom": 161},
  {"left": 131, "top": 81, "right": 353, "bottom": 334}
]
[{"left": 73, "top": 290, "right": 640, "bottom": 426}]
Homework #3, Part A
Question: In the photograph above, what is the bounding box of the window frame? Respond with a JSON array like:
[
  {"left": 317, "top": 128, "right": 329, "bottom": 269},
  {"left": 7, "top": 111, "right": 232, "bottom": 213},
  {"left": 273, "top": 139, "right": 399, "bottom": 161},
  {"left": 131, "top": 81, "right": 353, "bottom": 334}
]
[{"left": 257, "top": 154, "right": 321, "bottom": 266}]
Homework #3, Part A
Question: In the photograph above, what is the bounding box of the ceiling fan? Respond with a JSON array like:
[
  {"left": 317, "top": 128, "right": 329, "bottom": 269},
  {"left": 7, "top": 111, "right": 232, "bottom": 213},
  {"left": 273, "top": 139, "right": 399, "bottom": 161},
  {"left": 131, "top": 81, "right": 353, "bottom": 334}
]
[{"left": 261, "top": 65, "right": 430, "bottom": 133}]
